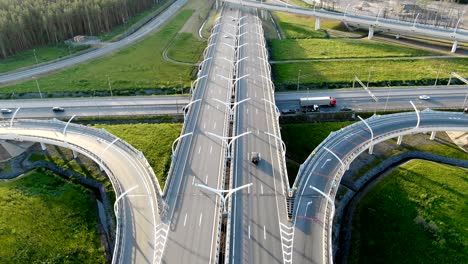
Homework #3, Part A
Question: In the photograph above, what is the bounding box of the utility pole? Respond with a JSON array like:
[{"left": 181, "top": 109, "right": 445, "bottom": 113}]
[
  {"left": 107, "top": 76, "right": 113, "bottom": 96},
  {"left": 297, "top": 69, "right": 301, "bottom": 91},
  {"left": 33, "top": 49, "right": 39, "bottom": 64}
]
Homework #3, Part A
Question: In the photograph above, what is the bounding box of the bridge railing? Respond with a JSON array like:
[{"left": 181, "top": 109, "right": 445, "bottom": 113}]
[
  {"left": 0, "top": 122, "right": 126, "bottom": 263},
  {"left": 296, "top": 110, "right": 467, "bottom": 263}
]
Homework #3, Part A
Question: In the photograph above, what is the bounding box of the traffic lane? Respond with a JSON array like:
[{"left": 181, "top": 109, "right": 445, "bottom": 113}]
[
  {"left": 0, "top": 127, "right": 158, "bottom": 263},
  {"left": 276, "top": 94, "right": 467, "bottom": 113},
  {"left": 163, "top": 8, "right": 238, "bottom": 263},
  {"left": 0, "top": 96, "right": 188, "bottom": 108},
  {"left": 274, "top": 86, "right": 467, "bottom": 101},
  {"left": 1, "top": 105, "right": 183, "bottom": 119}
]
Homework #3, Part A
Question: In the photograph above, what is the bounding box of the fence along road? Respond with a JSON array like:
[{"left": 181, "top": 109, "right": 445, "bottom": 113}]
[
  {"left": 160, "top": 6, "right": 241, "bottom": 264},
  {"left": 0, "top": 119, "right": 162, "bottom": 264}
]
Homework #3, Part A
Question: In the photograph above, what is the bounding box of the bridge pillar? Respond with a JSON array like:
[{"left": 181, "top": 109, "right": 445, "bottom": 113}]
[
  {"left": 215, "top": 0, "right": 219, "bottom": 10},
  {"left": 396, "top": 34, "right": 400, "bottom": 39},
  {"left": 72, "top": 150, "right": 78, "bottom": 159},
  {"left": 397, "top": 135, "right": 403, "bottom": 145},
  {"left": 368, "top": 145, "right": 374, "bottom": 155},
  {"left": 430, "top": 131, "right": 436, "bottom": 140},
  {"left": 315, "top": 17, "right": 321, "bottom": 30},
  {"left": 40, "top": 142, "right": 47, "bottom": 150},
  {"left": 451, "top": 40, "right": 458, "bottom": 53},
  {"left": 368, "top": 25, "right": 374, "bottom": 39}
]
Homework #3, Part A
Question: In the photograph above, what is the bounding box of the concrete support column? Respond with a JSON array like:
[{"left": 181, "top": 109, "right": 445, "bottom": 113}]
[
  {"left": 72, "top": 150, "right": 78, "bottom": 159},
  {"left": 430, "top": 131, "right": 436, "bottom": 140},
  {"left": 40, "top": 142, "right": 47, "bottom": 150},
  {"left": 99, "top": 166, "right": 104, "bottom": 172},
  {"left": 315, "top": 17, "right": 321, "bottom": 30},
  {"left": 369, "top": 145, "right": 374, "bottom": 155},
  {"left": 368, "top": 25, "right": 374, "bottom": 39},
  {"left": 397, "top": 135, "right": 403, "bottom": 145},
  {"left": 451, "top": 40, "right": 458, "bottom": 53},
  {"left": 396, "top": 34, "right": 400, "bottom": 39},
  {"left": 215, "top": 0, "right": 219, "bottom": 10}
]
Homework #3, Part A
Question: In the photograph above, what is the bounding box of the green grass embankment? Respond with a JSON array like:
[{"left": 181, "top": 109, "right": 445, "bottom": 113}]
[
  {"left": 273, "top": 58, "right": 468, "bottom": 89},
  {"left": 270, "top": 38, "right": 435, "bottom": 61},
  {"left": 0, "top": 169, "right": 105, "bottom": 263},
  {"left": 350, "top": 160, "right": 468, "bottom": 264},
  {"left": 93, "top": 123, "right": 182, "bottom": 188},
  {"left": 0, "top": 45, "right": 90, "bottom": 74}
]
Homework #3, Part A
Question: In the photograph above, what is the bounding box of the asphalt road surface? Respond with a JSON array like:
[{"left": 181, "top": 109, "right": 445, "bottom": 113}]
[
  {"left": 0, "top": 119, "right": 162, "bottom": 263},
  {"left": 229, "top": 10, "right": 288, "bottom": 264},
  {"left": 161, "top": 7, "right": 240, "bottom": 263},
  {"left": 291, "top": 110, "right": 468, "bottom": 264},
  {"left": 0, "top": 0, "right": 188, "bottom": 85},
  {"left": 1, "top": 86, "right": 466, "bottom": 119}
]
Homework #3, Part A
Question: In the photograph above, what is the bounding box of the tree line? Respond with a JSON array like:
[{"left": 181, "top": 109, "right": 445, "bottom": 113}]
[{"left": 0, "top": 0, "right": 161, "bottom": 58}]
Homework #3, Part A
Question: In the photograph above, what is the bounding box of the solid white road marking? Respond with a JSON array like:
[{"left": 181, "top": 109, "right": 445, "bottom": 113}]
[
  {"left": 248, "top": 225, "right": 251, "bottom": 239},
  {"left": 184, "top": 214, "right": 187, "bottom": 227},
  {"left": 205, "top": 175, "right": 208, "bottom": 183},
  {"left": 203, "top": 123, "right": 206, "bottom": 129},
  {"left": 198, "top": 146, "right": 202, "bottom": 154},
  {"left": 255, "top": 91, "right": 257, "bottom": 98},
  {"left": 321, "top": 158, "right": 332, "bottom": 168},
  {"left": 199, "top": 213, "right": 203, "bottom": 226},
  {"left": 210, "top": 145, "right": 213, "bottom": 154},
  {"left": 261, "top": 184, "right": 264, "bottom": 195},
  {"left": 264, "top": 225, "right": 266, "bottom": 240},
  {"left": 192, "top": 176, "right": 195, "bottom": 185},
  {"left": 256, "top": 108, "right": 258, "bottom": 115},
  {"left": 214, "top": 122, "right": 217, "bottom": 129},
  {"left": 246, "top": 107, "right": 249, "bottom": 114}
]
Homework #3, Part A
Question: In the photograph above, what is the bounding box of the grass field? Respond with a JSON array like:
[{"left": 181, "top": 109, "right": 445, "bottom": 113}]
[
  {"left": 28, "top": 151, "right": 112, "bottom": 192},
  {"left": 167, "top": 32, "right": 206, "bottom": 63},
  {"left": 349, "top": 160, "right": 468, "bottom": 264},
  {"left": 272, "top": 12, "right": 343, "bottom": 39},
  {"left": 100, "top": 0, "right": 173, "bottom": 42},
  {"left": 269, "top": 38, "right": 435, "bottom": 60},
  {"left": 273, "top": 58, "right": 468, "bottom": 89},
  {"left": 93, "top": 123, "right": 182, "bottom": 188},
  {"left": 0, "top": 169, "right": 105, "bottom": 263},
  {"left": 0, "top": 44, "right": 90, "bottom": 74},
  {"left": 281, "top": 121, "right": 354, "bottom": 180},
  {"left": 0, "top": 10, "right": 196, "bottom": 95}
]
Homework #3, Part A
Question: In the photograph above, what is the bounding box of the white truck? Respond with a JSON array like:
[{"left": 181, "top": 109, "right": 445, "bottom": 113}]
[{"left": 300, "top": 96, "right": 336, "bottom": 107}]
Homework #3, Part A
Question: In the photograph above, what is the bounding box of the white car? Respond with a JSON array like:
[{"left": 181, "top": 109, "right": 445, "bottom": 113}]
[
  {"left": 419, "top": 95, "right": 430, "bottom": 100},
  {"left": 1, "top": 108, "right": 12, "bottom": 114},
  {"left": 224, "top": 34, "right": 229, "bottom": 38}
]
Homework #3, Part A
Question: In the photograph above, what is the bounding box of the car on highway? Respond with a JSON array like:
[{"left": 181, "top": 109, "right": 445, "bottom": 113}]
[
  {"left": 281, "top": 109, "right": 296, "bottom": 115},
  {"left": 419, "top": 95, "right": 431, "bottom": 100},
  {"left": 224, "top": 34, "right": 230, "bottom": 38},
  {"left": 52, "top": 107, "right": 65, "bottom": 112},
  {"left": 251, "top": 152, "right": 260, "bottom": 165},
  {"left": 1, "top": 108, "right": 12, "bottom": 114},
  {"left": 340, "top": 106, "right": 353, "bottom": 112}
]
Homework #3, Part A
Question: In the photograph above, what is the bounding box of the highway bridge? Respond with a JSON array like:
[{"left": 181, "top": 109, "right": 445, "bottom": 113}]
[
  {"left": 225, "top": 0, "right": 468, "bottom": 52},
  {"left": 1, "top": 86, "right": 467, "bottom": 118},
  {"left": 0, "top": 119, "right": 164, "bottom": 263},
  {"left": 160, "top": 6, "right": 242, "bottom": 264},
  {"left": 0, "top": 2, "right": 467, "bottom": 264},
  {"left": 228, "top": 9, "right": 289, "bottom": 264}
]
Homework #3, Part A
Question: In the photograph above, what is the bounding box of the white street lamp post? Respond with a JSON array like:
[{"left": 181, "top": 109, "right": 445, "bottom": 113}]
[{"left": 195, "top": 183, "right": 253, "bottom": 214}]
